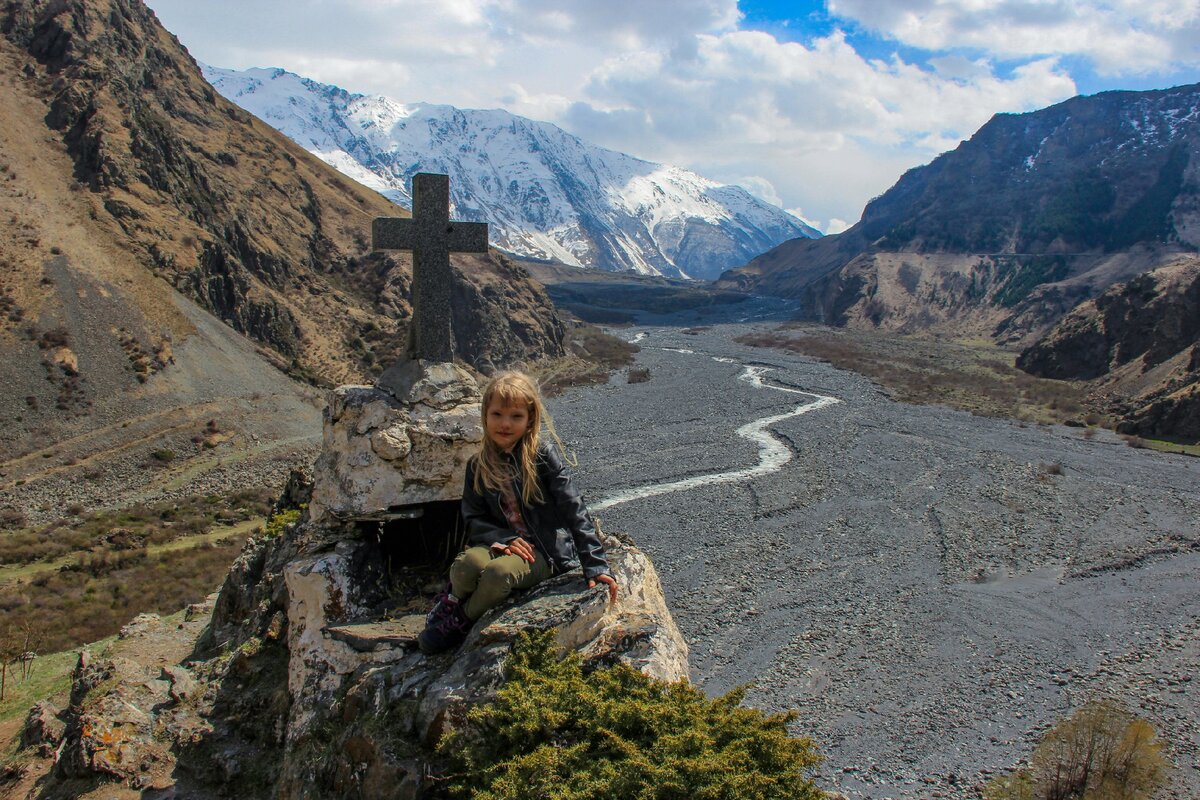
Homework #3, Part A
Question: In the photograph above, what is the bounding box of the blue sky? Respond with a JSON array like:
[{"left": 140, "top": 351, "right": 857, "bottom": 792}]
[{"left": 145, "top": 0, "right": 1200, "bottom": 233}]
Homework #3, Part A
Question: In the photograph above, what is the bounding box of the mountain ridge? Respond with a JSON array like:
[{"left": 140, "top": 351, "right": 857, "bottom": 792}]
[
  {"left": 202, "top": 65, "right": 820, "bottom": 280},
  {"left": 717, "top": 81, "right": 1200, "bottom": 439}
]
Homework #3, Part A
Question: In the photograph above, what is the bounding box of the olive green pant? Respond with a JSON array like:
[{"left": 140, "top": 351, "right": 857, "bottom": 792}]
[{"left": 450, "top": 545, "right": 553, "bottom": 621}]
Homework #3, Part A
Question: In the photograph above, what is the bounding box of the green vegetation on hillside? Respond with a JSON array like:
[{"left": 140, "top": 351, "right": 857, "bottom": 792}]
[
  {"left": 993, "top": 255, "right": 1070, "bottom": 308},
  {"left": 438, "top": 630, "right": 825, "bottom": 800},
  {"left": 1026, "top": 172, "right": 1115, "bottom": 247},
  {"left": 0, "top": 490, "right": 274, "bottom": 656},
  {"left": 1108, "top": 144, "right": 1188, "bottom": 250}
]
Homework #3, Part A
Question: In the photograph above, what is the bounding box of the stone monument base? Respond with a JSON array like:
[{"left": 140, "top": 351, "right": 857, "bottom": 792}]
[{"left": 308, "top": 360, "right": 482, "bottom": 523}]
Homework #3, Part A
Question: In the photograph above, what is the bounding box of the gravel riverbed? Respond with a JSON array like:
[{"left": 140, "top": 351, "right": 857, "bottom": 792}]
[{"left": 547, "top": 322, "right": 1200, "bottom": 800}]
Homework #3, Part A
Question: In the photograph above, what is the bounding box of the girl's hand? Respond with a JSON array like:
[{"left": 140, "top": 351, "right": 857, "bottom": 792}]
[
  {"left": 504, "top": 538, "right": 536, "bottom": 564},
  {"left": 589, "top": 574, "right": 618, "bottom": 603}
]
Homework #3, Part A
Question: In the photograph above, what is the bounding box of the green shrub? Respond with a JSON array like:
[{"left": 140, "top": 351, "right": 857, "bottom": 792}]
[
  {"left": 263, "top": 507, "right": 302, "bottom": 539},
  {"left": 985, "top": 699, "right": 1168, "bottom": 800},
  {"left": 438, "top": 630, "right": 824, "bottom": 800}
]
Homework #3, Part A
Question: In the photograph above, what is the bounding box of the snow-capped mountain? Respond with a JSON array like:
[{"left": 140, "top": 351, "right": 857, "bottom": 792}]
[{"left": 202, "top": 66, "right": 820, "bottom": 279}]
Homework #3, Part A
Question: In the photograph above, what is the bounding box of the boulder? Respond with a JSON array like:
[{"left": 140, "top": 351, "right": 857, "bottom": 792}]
[{"left": 38, "top": 520, "right": 686, "bottom": 798}]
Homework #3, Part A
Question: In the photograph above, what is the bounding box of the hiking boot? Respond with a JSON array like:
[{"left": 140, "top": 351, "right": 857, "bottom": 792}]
[
  {"left": 418, "top": 597, "right": 472, "bottom": 654},
  {"left": 425, "top": 586, "right": 456, "bottom": 626}
]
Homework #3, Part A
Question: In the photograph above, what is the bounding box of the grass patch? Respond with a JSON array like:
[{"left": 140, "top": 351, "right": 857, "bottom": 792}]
[
  {"left": 0, "top": 489, "right": 274, "bottom": 657},
  {"left": 0, "top": 489, "right": 273, "bottom": 569},
  {"left": 0, "top": 535, "right": 249, "bottom": 655},
  {"left": 0, "top": 644, "right": 106, "bottom": 732},
  {"left": 1125, "top": 437, "right": 1200, "bottom": 457},
  {"left": 737, "top": 325, "right": 1093, "bottom": 426},
  {"left": 0, "top": 518, "right": 259, "bottom": 585}
]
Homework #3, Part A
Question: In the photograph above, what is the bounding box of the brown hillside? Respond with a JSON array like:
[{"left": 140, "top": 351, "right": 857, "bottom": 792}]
[
  {"left": 0, "top": 0, "right": 566, "bottom": 520},
  {"left": 715, "top": 83, "right": 1200, "bottom": 438}
]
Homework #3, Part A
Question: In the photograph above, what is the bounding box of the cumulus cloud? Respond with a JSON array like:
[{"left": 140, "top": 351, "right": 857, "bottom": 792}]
[
  {"left": 827, "top": 0, "right": 1200, "bottom": 75},
  {"left": 564, "top": 29, "right": 1075, "bottom": 223},
  {"left": 150, "top": 0, "right": 1178, "bottom": 227}
]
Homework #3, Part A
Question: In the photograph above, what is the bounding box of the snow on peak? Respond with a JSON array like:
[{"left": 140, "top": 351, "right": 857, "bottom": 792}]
[{"left": 202, "top": 64, "right": 820, "bottom": 279}]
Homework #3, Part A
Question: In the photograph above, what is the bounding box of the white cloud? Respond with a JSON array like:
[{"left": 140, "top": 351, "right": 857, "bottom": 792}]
[
  {"left": 737, "top": 176, "right": 784, "bottom": 206},
  {"left": 485, "top": 0, "right": 740, "bottom": 47},
  {"left": 149, "top": 0, "right": 1191, "bottom": 228},
  {"left": 562, "top": 29, "right": 1075, "bottom": 223},
  {"left": 825, "top": 218, "right": 851, "bottom": 235},
  {"left": 828, "top": 0, "right": 1200, "bottom": 75}
]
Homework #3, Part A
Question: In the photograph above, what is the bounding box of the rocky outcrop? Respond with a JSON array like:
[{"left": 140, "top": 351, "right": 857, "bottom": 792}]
[
  {"left": 24, "top": 517, "right": 687, "bottom": 798},
  {"left": 1018, "top": 257, "right": 1200, "bottom": 379},
  {"left": 19, "top": 361, "right": 689, "bottom": 798},
  {"left": 309, "top": 362, "right": 484, "bottom": 522},
  {"left": 718, "top": 83, "right": 1200, "bottom": 349},
  {"left": 1019, "top": 256, "right": 1200, "bottom": 440}
]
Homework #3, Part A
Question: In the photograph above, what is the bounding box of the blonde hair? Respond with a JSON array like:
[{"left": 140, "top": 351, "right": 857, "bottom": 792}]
[{"left": 473, "top": 371, "right": 568, "bottom": 506}]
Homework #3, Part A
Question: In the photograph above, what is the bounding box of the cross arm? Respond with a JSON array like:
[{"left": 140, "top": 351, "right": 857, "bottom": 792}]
[
  {"left": 445, "top": 221, "right": 489, "bottom": 253},
  {"left": 372, "top": 217, "right": 415, "bottom": 251}
]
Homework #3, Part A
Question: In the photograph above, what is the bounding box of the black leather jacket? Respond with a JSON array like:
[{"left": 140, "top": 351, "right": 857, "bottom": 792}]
[{"left": 461, "top": 442, "right": 611, "bottom": 580}]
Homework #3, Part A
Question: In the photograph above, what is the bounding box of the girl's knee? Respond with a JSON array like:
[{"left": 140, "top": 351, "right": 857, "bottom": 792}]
[
  {"left": 477, "top": 560, "right": 519, "bottom": 592},
  {"left": 450, "top": 546, "right": 491, "bottom": 586}
]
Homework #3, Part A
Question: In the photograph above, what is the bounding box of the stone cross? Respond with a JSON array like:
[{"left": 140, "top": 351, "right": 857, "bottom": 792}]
[{"left": 372, "top": 173, "right": 489, "bottom": 363}]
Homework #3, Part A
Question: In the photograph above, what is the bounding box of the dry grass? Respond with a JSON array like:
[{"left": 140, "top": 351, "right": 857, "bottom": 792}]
[
  {"left": 535, "top": 324, "right": 641, "bottom": 397},
  {"left": 0, "top": 538, "right": 246, "bottom": 655},
  {"left": 0, "top": 489, "right": 274, "bottom": 655},
  {"left": 737, "top": 325, "right": 1094, "bottom": 426}
]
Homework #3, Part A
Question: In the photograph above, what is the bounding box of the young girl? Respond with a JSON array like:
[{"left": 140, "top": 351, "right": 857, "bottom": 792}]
[{"left": 419, "top": 370, "right": 618, "bottom": 654}]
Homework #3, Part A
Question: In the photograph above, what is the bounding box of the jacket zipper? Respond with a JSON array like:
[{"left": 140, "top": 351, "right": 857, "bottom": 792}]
[{"left": 509, "top": 473, "right": 551, "bottom": 564}]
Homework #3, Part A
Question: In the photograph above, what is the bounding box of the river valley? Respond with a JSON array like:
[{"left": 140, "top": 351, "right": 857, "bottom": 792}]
[{"left": 547, "top": 322, "right": 1200, "bottom": 800}]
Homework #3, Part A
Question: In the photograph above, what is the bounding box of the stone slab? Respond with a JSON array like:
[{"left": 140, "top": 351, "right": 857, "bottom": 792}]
[{"left": 326, "top": 617, "right": 427, "bottom": 652}]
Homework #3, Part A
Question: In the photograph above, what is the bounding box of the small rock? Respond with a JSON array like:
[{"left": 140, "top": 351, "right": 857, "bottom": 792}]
[{"left": 21, "top": 701, "right": 65, "bottom": 749}]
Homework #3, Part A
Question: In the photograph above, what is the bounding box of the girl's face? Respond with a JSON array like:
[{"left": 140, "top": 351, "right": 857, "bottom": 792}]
[{"left": 486, "top": 399, "right": 531, "bottom": 453}]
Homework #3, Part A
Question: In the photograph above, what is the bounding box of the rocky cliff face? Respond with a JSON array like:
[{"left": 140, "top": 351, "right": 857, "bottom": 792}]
[
  {"left": 717, "top": 83, "right": 1200, "bottom": 438},
  {"left": 1018, "top": 256, "right": 1200, "bottom": 439},
  {"left": 722, "top": 83, "right": 1200, "bottom": 329}
]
